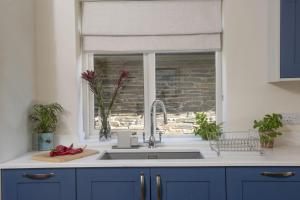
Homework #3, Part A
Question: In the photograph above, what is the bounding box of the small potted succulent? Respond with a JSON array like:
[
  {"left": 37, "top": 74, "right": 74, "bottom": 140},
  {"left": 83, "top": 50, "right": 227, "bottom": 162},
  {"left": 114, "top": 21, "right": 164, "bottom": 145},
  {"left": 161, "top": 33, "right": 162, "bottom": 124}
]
[
  {"left": 253, "top": 113, "right": 283, "bottom": 148},
  {"left": 29, "top": 103, "right": 63, "bottom": 151},
  {"left": 194, "top": 112, "right": 222, "bottom": 140}
]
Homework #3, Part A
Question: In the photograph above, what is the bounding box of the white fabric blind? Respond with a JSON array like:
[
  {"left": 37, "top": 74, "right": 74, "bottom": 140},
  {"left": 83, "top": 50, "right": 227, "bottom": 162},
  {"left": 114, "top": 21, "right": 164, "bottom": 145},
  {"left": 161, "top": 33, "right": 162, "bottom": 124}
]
[
  {"left": 83, "top": 35, "right": 220, "bottom": 52},
  {"left": 82, "top": 0, "right": 222, "bottom": 52}
]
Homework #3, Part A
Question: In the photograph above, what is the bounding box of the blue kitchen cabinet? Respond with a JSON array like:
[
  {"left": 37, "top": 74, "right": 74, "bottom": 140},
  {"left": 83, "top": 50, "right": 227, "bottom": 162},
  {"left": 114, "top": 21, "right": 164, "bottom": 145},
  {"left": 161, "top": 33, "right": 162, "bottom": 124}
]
[
  {"left": 227, "top": 167, "right": 300, "bottom": 200},
  {"left": 5, "top": 166, "right": 300, "bottom": 200},
  {"left": 77, "top": 168, "right": 151, "bottom": 200},
  {"left": 280, "top": 0, "right": 300, "bottom": 78},
  {"left": 1, "top": 169, "right": 76, "bottom": 200},
  {"left": 150, "top": 168, "right": 226, "bottom": 200},
  {"left": 77, "top": 167, "right": 226, "bottom": 200}
]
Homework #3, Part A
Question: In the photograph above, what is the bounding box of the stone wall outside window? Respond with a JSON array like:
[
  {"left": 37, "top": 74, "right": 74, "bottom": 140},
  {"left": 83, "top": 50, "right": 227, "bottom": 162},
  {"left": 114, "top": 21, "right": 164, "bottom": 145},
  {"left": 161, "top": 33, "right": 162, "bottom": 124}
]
[{"left": 94, "top": 53, "right": 216, "bottom": 135}]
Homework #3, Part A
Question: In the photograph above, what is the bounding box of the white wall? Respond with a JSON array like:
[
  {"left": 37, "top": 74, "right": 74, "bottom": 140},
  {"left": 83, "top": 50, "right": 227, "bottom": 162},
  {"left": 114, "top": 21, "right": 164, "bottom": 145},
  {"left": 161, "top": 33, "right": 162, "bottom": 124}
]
[
  {"left": 33, "top": 0, "right": 300, "bottom": 145},
  {"left": 222, "top": 0, "right": 300, "bottom": 132},
  {"left": 35, "top": 0, "right": 81, "bottom": 144},
  {"left": 0, "top": 0, "right": 35, "bottom": 163}
]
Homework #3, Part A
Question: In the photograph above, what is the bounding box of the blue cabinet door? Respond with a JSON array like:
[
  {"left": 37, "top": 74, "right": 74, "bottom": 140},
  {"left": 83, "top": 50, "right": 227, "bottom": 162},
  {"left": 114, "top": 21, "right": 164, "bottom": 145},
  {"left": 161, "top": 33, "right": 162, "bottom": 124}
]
[
  {"left": 77, "top": 168, "right": 150, "bottom": 200},
  {"left": 150, "top": 168, "right": 226, "bottom": 200},
  {"left": 281, "top": 0, "right": 300, "bottom": 78},
  {"left": 2, "top": 169, "right": 76, "bottom": 200},
  {"left": 227, "top": 167, "right": 300, "bottom": 200}
]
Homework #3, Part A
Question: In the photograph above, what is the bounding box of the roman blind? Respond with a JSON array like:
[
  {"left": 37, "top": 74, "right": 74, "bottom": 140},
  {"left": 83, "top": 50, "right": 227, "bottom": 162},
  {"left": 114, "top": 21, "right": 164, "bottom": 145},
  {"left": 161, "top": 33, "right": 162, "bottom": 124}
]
[{"left": 81, "top": 0, "right": 222, "bottom": 52}]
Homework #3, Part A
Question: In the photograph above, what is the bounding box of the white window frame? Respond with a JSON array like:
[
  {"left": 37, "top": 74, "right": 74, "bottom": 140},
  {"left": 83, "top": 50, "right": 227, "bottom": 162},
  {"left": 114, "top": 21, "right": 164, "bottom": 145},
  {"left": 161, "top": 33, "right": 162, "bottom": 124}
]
[{"left": 82, "top": 51, "right": 223, "bottom": 140}]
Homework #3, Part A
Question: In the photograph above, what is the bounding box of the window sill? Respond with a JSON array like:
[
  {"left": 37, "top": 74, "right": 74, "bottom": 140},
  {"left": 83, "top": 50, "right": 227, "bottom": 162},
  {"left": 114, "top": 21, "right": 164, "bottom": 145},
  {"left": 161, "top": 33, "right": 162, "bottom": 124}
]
[{"left": 80, "top": 134, "right": 205, "bottom": 147}]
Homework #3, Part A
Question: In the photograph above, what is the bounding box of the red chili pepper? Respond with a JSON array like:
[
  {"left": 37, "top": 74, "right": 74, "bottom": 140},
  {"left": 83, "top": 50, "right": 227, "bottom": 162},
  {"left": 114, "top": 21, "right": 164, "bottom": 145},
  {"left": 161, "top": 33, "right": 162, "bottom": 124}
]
[
  {"left": 68, "top": 148, "right": 83, "bottom": 155},
  {"left": 55, "top": 145, "right": 67, "bottom": 152},
  {"left": 49, "top": 144, "right": 85, "bottom": 157},
  {"left": 67, "top": 143, "right": 74, "bottom": 150}
]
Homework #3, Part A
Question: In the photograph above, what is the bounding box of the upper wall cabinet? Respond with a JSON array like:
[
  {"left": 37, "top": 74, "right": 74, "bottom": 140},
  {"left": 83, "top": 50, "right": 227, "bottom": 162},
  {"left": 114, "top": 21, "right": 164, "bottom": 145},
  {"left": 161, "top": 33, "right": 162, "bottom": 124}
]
[
  {"left": 280, "top": 0, "right": 300, "bottom": 79},
  {"left": 269, "top": 0, "right": 300, "bottom": 81}
]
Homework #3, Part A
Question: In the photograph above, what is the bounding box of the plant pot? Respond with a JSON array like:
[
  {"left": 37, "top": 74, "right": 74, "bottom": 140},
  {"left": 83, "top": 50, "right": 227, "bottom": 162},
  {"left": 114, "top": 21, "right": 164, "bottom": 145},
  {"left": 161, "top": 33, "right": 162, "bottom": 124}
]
[
  {"left": 259, "top": 132, "right": 275, "bottom": 148},
  {"left": 260, "top": 139, "right": 274, "bottom": 148},
  {"left": 38, "top": 132, "right": 54, "bottom": 151}
]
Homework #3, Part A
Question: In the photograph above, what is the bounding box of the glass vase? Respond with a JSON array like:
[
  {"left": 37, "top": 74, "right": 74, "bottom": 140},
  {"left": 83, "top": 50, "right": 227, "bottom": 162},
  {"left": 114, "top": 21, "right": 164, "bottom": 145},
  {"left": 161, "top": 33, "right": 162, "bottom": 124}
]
[{"left": 99, "top": 117, "right": 111, "bottom": 141}]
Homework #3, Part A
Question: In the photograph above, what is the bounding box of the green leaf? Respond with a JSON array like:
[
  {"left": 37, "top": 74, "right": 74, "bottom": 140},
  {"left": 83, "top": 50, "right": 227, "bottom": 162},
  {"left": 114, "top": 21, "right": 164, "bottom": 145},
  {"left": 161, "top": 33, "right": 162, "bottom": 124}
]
[
  {"left": 194, "top": 112, "right": 222, "bottom": 140},
  {"left": 29, "top": 103, "right": 63, "bottom": 133},
  {"left": 253, "top": 113, "right": 283, "bottom": 142}
]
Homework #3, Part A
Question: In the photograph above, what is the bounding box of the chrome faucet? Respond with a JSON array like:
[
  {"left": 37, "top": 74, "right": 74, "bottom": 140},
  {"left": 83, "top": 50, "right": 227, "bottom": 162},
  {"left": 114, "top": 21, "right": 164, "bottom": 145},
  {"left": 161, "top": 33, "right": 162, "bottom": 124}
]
[{"left": 148, "top": 100, "right": 168, "bottom": 148}]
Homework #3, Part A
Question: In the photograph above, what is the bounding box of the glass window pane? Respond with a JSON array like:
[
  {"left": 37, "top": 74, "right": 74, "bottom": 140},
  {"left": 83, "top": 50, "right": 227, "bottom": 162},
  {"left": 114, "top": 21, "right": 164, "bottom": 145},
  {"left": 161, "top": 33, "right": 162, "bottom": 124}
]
[
  {"left": 94, "top": 54, "right": 144, "bottom": 133},
  {"left": 155, "top": 53, "right": 216, "bottom": 135}
]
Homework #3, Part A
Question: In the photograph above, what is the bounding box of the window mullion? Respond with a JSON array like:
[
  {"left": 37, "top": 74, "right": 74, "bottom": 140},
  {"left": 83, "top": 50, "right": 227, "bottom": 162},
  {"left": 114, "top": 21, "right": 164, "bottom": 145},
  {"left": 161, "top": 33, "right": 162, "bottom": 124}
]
[
  {"left": 82, "top": 53, "right": 93, "bottom": 138},
  {"left": 85, "top": 53, "right": 95, "bottom": 137},
  {"left": 216, "top": 51, "right": 223, "bottom": 125},
  {"left": 143, "top": 53, "right": 156, "bottom": 136}
]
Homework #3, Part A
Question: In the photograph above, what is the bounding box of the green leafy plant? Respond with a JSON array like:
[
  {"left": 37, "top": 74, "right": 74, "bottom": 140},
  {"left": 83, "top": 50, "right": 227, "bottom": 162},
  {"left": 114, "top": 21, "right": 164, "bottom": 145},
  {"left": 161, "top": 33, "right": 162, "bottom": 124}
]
[
  {"left": 253, "top": 113, "right": 283, "bottom": 147},
  {"left": 194, "top": 112, "right": 222, "bottom": 140},
  {"left": 29, "top": 103, "right": 63, "bottom": 133}
]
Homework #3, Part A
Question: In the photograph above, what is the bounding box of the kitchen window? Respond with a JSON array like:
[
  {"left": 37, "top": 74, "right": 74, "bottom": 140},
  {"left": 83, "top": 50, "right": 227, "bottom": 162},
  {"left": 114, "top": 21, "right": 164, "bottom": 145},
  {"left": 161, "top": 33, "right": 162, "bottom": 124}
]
[
  {"left": 80, "top": 0, "right": 223, "bottom": 139},
  {"left": 83, "top": 52, "right": 221, "bottom": 138}
]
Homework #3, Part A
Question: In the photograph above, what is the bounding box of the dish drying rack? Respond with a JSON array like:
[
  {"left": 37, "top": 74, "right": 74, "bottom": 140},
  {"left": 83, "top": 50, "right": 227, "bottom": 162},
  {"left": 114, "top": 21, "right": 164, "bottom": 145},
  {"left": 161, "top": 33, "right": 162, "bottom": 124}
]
[{"left": 209, "top": 130, "right": 264, "bottom": 156}]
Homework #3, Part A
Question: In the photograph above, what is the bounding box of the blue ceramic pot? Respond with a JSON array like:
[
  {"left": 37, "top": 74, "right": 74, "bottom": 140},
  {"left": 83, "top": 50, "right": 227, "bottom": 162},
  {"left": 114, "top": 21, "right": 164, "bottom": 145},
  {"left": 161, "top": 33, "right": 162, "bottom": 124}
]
[{"left": 38, "top": 132, "right": 54, "bottom": 151}]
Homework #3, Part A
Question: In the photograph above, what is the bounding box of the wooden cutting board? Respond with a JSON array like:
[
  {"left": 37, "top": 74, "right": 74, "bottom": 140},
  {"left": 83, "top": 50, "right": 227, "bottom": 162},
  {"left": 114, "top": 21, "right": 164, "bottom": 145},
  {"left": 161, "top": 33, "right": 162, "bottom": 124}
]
[{"left": 32, "top": 149, "right": 99, "bottom": 163}]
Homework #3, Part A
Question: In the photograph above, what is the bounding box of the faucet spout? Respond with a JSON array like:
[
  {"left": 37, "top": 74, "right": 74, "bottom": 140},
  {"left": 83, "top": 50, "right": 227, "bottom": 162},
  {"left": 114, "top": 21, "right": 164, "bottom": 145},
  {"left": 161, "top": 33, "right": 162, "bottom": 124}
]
[{"left": 149, "top": 99, "right": 168, "bottom": 148}]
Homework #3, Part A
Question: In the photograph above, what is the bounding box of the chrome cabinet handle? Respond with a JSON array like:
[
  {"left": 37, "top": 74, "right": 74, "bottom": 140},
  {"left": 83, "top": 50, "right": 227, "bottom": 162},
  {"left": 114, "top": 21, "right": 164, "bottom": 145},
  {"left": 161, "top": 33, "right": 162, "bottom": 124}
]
[
  {"left": 156, "top": 175, "right": 161, "bottom": 200},
  {"left": 261, "top": 172, "right": 295, "bottom": 178},
  {"left": 140, "top": 173, "right": 145, "bottom": 200},
  {"left": 23, "top": 173, "right": 55, "bottom": 180}
]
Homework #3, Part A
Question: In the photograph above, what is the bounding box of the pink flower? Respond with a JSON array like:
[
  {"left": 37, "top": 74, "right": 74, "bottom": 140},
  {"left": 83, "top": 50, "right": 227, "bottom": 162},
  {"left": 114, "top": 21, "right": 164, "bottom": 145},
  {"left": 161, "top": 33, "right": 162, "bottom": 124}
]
[
  {"left": 81, "top": 68, "right": 129, "bottom": 121},
  {"left": 81, "top": 70, "right": 95, "bottom": 82},
  {"left": 117, "top": 70, "right": 129, "bottom": 88},
  {"left": 120, "top": 70, "right": 129, "bottom": 79}
]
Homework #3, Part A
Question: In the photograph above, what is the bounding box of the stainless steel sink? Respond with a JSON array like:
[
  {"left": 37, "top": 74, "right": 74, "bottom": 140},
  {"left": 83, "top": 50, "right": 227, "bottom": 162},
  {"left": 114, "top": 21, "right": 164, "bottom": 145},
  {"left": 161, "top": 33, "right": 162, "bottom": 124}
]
[{"left": 98, "top": 151, "right": 204, "bottom": 160}]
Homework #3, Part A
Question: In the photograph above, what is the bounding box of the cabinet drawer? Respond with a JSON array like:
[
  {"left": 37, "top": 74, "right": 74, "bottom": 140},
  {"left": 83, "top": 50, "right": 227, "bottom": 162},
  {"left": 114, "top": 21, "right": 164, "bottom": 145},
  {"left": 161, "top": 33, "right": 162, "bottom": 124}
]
[
  {"left": 227, "top": 167, "right": 300, "bottom": 200},
  {"left": 2, "top": 169, "right": 76, "bottom": 200}
]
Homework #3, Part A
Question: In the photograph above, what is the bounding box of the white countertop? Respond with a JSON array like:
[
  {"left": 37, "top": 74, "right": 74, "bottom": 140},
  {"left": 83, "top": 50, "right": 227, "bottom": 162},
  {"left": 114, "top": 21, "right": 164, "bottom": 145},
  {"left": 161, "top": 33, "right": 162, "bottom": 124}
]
[{"left": 1, "top": 141, "right": 300, "bottom": 169}]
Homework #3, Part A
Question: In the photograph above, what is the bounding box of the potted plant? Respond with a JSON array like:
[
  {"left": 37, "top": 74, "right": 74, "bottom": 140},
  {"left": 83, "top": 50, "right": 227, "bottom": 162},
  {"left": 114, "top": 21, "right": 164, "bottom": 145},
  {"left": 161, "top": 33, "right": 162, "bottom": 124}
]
[
  {"left": 29, "top": 103, "right": 63, "bottom": 151},
  {"left": 81, "top": 69, "right": 129, "bottom": 141},
  {"left": 253, "top": 113, "right": 283, "bottom": 148},
  {"left": 194, "top": 112, "right": 222, "bottom": 140}
]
